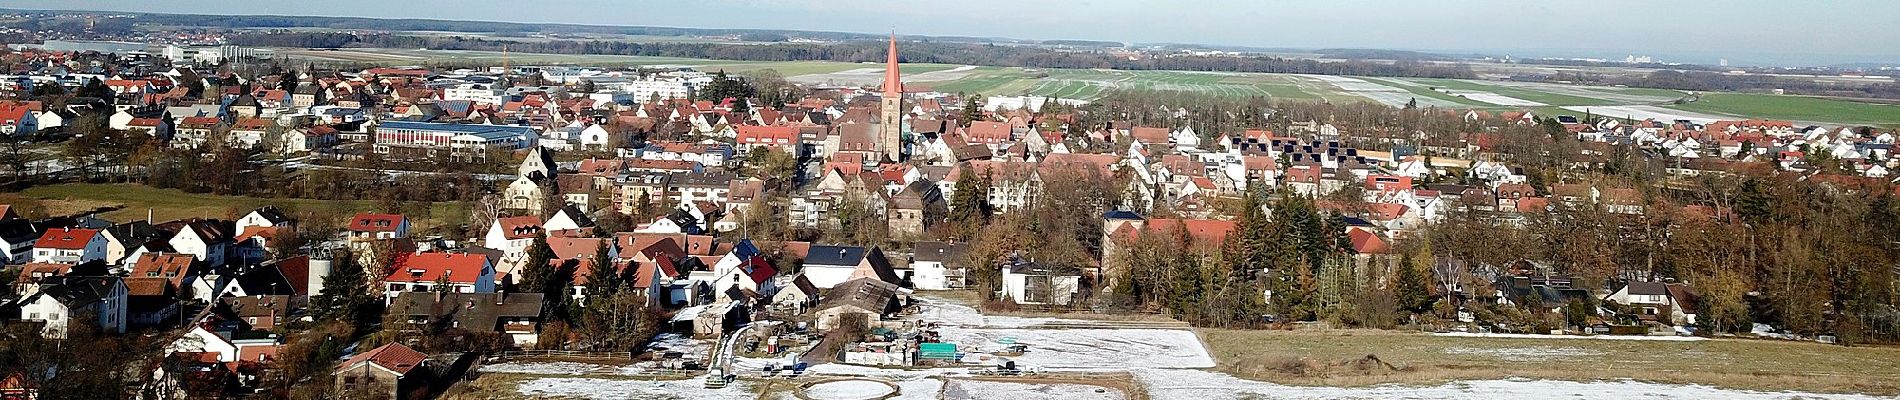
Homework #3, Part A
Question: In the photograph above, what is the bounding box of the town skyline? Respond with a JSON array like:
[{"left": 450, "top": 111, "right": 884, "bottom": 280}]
[{"left": 7, "top": 1, "right": 1900, "bottom": 66}]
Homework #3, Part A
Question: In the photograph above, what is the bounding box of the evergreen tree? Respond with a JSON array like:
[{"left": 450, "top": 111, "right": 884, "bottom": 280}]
[
  {"left": 519, "top": 233, "right": 557, "bottom": 293},
  {"left": 584, "top": 240, "right": 620, "bottom": 301},
  {"left": 960, "top": 94, "right": 985, "bottom": 127},
  {"left": 1395, "top": 252, "right": 1432, "bottom": 314},
  {"left": 311, "top": 254, "right": 373, "bottom": 324},
  {"left": 948, "top": 163, "right": 992, "bottom": 230}
]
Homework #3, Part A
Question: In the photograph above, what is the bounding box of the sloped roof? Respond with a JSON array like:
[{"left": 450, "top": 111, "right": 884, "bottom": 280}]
[
  {"left": 337, "top": 343, "right": 428, "bottom": 375},
  {"left": 386, "top": 252, "right": 489, "bottom": 284}
]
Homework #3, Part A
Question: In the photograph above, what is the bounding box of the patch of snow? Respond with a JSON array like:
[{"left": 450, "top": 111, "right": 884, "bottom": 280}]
[
  {"left": 1134, "top": 369, "right": 1885, "bottom": 400},
  {"left": 911, "top": 297, "right": 1094, "bottom": 329},
  {"left": 1441, "top": 346, "right": 1606, "bottom": 362},
  {"left": 1560, "top": 105, "right": 1732, "bottom": 124},
  {"left": 517, "top": 376, "right": 756, "bottom": 400},
  {"left": 479, "top": 361, "right": 615, "bottom": 375},
  {"left": 1432, "top": 89, "right": 1548, "bottom": 106},
  {"left": 941, "top": 328, "right": 1214, "bottom": 370},
  {"left": 942, "top": 379, "right": 1125, "bottom": 400},
  {"left": 892, "top": 377, "right": 945, "bottom": 400},
  {"left": 1434, "top": 332, "right": 1707, "bottom": 342},
  {"left": 803, "top": 379, "right": 897, "bottom": 400}
]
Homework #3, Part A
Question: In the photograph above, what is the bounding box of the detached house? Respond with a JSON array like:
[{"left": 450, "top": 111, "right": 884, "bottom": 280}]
[
  {"left": 333, "top": 343, "right": 432, "bottom": 400},
  {"left": 381, "top": 252, "right": 497, "bottom": 301},
  {"left": 1604, "top": 281, "right": 1699, "bottom": 326},
  {"left": 802, "top": 245, "right": 899, "bottom": 289},
  {"left": 347, "top": 213, "right": 410, "bottom": 241},
  {"left": 31, "top": 228, "right": 106, "bottom": 264},
  {"left": 389, "top": 292, "right": 545, "bottom": 348},
  {"left": 17, "top": 276, "right": 128, "bottom": 338}
]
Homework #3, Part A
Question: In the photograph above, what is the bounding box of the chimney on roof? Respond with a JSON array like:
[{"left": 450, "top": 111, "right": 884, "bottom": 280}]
[{"left": 496, "top": 289, "right": 506, "bottom": 305}]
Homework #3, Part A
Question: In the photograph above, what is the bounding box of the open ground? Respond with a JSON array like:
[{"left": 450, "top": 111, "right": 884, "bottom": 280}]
[
  {"left": 451, "top": 293, "right": 1899, "bottom": 399},
  {"left": 275, "top": 47, "right": 1900, "bottom": 126},
  {"left": 15, "top": 183, "right": 465, "bottom": 232}
]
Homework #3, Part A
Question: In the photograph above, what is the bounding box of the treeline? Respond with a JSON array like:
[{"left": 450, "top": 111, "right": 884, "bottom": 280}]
[{"left": 230, "top": 32, "right": 1479, "bottom": 79}]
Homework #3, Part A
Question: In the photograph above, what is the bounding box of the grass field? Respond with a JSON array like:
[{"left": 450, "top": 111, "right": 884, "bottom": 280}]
[
  {"left": 16, "top": 183, "right": 465, "bottom": 233},
  {"left": 929, "top": 67, "right": 1366, "bottom": 101},
  {"left": 1404, "top": 78, "right": 1613, "bottom": 106},
  {"left": 1200, "top": 328, "right": 1900, "bottom": 395},
  {"left": 1667, "top": 93, "right": 1900, "bottom": 127}
]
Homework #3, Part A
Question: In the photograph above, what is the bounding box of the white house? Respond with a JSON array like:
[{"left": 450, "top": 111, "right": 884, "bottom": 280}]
[
  {"left": 483, "top": 216, "right": 544, "bottom": 260},
  {"left": 19, "top": 276, "right": 127, "bottom": 338},
  {"left": 167, "top": 221, "right": 231, "bottom": 267},
  {"left": 1604, "top": 281, "right": 1698, "bottom": 326},
  {"left": 380, "top": 252, "right": 497, "bottom": 301},
  {"left": 998, "top": 259, "right": 1081, "bottom": 306},
  {"left": 31, "top": 228, "right": 107, "bottom": 264},
  {"left": 908, "top": 241, "right": 970, "bottom": 290}
]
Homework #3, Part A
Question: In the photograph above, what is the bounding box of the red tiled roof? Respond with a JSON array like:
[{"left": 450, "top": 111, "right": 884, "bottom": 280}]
[
  {"left": 736, "top": 125, "right": 799, "bottom": 144},
  {"left": 1138, "top": 219, "right": 1238, "bottom": 245},
  {"left": 494, "top": 216, "right": 543, "bottom": 240},
  {"left": 337, "top": 343, "right": 427, "bottom": 375},
  {"left": 966, "top": 121, "right": 1011, "bottom": 143},
  {"left": 386, "top": 252, "right": 488, "bottom": 284},
  {"left": 132, "top": 253, "right": 197, "bottom": 288},
  {"left": 547, "top": 237, "right": 608, "bottom": 261},
  {"left": 347, "top": 213, "right": 405, "bottom": 232},
  {"left": 35, "top": 228, "right": 98, "bottom": 250},
  {"left": 1347, "top": 228, "right": 1390, "bottom": 254}
]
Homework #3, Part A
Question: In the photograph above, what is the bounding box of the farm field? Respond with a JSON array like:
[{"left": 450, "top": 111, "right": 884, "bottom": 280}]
[
  {"left": 1666, "top": 93, "right": 1900, "bottom": 127},
  {"left": 17, "top": 183, "right": 465, "bottom": 233},
  {"left": 278, "top": 47, "right": 1899, "bottom": 126},
  {"left": 928, "top": 67, "right": 1365, "bottom": 102},
  {"left": 1199, "top": 328, "right": 1900, "bottom": 396}
]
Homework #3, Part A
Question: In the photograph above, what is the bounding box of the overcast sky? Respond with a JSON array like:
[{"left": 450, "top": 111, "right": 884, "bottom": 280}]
[{"left": 12, "top": 0, "right": 1899, "bottom": 65}]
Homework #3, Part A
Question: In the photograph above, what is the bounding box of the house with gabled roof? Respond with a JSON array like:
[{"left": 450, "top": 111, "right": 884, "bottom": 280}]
[
  {"left": 381, "top": 252, "right": 496, "bottom": 301},
  {"left": 17, "top": 276, "right": 127, "bottom": 338},
  {"left": 333, "top": 343, "right": 432, "bottom": 400},
  {"left": 346, "top": 213, "right": 409, "bottom": 241},
  {"left": 31, "top": 227, "right": 106, "bottom": 264},
  {"left": 803, "top": 245, "right": 898, "bottom": 289}
]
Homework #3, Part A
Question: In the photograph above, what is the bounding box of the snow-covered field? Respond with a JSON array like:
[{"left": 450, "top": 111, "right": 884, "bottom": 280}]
[
  {"left": 945, "top": 328, "right": 1214, "bottom": 369},
  {"left": 942, "top": 379, "right": 1126, "bottom": 400},
  {"left": 479, "top": 361, "right": 621, "bottom": 375},
  {"left": 1434, "top": 89, "right": 1548, "bottom": 107},
  {"left": 1488, "top": 80, "right": 1687, "bottom": 104},
  {"left": 499, "top": 297, "right": 1881, "bottom": 399},
  {"left": 803, "top": 379, "right": 897, "bottom": 400},
  {"left": 516, "top": 376, "right": 758, "bottom": 400},
  {"left": 1296, "top": 75, "right": 1465, "bottom": 108},
  {"left": 1560, "top": 105, "right": 1734, "bottom": 124}
]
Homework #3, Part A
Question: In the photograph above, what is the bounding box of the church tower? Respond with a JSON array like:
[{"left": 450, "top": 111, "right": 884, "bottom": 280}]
[{"left": 878, "top": 33, "right": 905, "bottom": 163}]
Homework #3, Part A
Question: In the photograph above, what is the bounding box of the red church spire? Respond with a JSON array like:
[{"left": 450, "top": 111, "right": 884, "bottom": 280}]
[{"left": 882, "top": 33, "right": 902, "bottom": 98}]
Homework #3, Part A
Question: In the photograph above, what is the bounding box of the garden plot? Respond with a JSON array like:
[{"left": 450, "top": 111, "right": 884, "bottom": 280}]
[
  {"left": 1298, "top": 75, "right": 1462, "bottom": 108},
  {"left": 1559, "top": 105, "right": 1734, "bottom": 124},
  {"left": 942, "top": 379, "right": 1126, "bottom": 400},
  {"left": 1133, "top": 369, "right": 1888, "bottom": 400}
]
